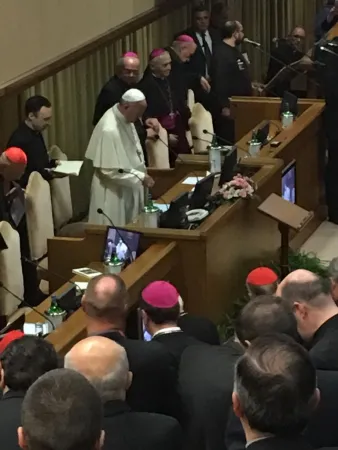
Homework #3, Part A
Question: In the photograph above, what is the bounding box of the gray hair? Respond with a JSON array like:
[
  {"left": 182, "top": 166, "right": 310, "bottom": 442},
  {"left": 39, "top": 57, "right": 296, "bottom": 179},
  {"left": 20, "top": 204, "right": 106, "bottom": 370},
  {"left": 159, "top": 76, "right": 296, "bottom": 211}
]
[
  {"left": 64, "top": 347, "right": 129, "bottom": 403},
  {"left": 328, "top": 257, "right": 338, "bottom": 282}
]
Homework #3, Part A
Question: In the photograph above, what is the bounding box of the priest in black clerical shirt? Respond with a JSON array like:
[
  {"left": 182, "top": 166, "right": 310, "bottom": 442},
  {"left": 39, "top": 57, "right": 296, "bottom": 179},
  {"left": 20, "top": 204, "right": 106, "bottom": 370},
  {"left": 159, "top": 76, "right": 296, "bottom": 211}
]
[
  {"left": 138, "top": 49, "right": 191, "bottom": 167},
  {"left": 92, "top": 52, "right": 160, "bottom": 165},
  {"left": 7, "top": 95, "right": 58, "bottom": 188},
  {"left": 211, "top": 21, "right": 252, "bottom": 165}
]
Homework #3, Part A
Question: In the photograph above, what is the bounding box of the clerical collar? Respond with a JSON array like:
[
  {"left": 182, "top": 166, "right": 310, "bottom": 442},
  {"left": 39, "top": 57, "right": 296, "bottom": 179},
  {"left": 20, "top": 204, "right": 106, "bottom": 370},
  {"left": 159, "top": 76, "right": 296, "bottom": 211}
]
[
  {"left": 152, "top": 73, "right": 167, "bottom": 81},
  {"left": 152, "top": 327, "right": 182, "bottom": 338},
  {"left": 246, "top": 434, "right": 274, "bottom": 448}
]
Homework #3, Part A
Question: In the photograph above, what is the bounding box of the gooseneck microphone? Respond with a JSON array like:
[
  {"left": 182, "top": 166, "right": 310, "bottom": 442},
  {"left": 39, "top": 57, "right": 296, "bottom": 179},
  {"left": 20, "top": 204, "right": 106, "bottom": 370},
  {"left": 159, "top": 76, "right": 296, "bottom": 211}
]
[
  {"left": 96, "top": 208, "right": 135, "bottom": 262},
  {"left": 22, "top": 257, "right": 83, "bottom": 296},
  {"left": 0, "top": 282, "right": 55, "bottom": 333},
  {"left": 243, "top": 37, "right": 261, "bottom": 48},
  {"left": 117, "top": 168, "right": 169, "bottom": 210},
  {"left": 320, "top": 46, "right": 338, "bottom": 58}
]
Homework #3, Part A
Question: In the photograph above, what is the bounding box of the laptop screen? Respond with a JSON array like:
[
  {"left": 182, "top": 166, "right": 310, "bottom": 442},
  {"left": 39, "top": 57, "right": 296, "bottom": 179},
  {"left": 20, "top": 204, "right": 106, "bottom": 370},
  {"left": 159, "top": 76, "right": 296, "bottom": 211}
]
[{"left": 103, "top": 227, "right": 141, "bottom": 263}]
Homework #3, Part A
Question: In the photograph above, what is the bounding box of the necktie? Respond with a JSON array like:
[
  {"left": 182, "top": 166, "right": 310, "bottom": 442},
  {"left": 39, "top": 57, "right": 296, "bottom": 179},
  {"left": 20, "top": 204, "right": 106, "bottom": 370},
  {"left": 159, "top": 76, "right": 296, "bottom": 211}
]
[{"left": 201, "top": 31, "right": 212, "bottom": 73}]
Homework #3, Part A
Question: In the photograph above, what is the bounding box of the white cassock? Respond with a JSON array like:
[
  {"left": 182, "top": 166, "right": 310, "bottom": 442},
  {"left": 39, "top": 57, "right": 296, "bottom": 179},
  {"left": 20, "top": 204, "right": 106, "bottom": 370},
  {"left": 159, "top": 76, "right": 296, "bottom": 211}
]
[{"left": 85, "top": 104, "right": 146, "bottom": 226}]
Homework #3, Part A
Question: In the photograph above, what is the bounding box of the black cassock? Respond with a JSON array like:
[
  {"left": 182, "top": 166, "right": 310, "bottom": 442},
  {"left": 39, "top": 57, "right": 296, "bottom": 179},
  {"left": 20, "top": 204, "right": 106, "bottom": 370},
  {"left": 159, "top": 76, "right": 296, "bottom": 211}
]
[
  {"left": 138, "top": 71, "right": 191, "bottom": 166},
  {"left": 92, "top": 75, "right": 148, "bottom": 164}
]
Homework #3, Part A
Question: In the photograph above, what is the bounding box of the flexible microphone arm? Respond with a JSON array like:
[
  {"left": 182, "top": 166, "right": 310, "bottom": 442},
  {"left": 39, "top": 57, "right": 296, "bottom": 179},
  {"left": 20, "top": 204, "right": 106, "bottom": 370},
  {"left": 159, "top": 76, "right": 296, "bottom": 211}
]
[
  {"left": 96, "top": 208, "right": 136, "bottom": 262},
  {"left": 245, "top": 38, "right": 322, "bottom": 91},
  {"left": 320, "top": 46, "right": 338, "bottom": 58},
  {"left": 0, "top": 282, "right": 55, "bottom": 333},
  {"left": 22, "top": 257, "right": 83, "bottom": 296},
  {"left": 118, "top": 169, "right": 169, "bottom": 210}
]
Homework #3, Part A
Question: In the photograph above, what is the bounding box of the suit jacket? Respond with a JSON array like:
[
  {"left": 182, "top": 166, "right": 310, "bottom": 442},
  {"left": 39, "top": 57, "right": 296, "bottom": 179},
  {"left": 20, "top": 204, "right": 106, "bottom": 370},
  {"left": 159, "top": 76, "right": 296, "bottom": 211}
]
[
  {"left": 247, "top": 436, "right": 313, "bottom": 450},
  {"left": 178, "top": 313, "right": 220, "bottom": 345},
  {"left": 103, "top": 400, "right": 183, "bottom": 450},
  {"left": 175, "top": 27, "right": 221, "bottom": 78},
  {"left": 309, "top": 314, "right": 338, "bottom": 370},
  {"left": 99, "top": 330, "right": 177, "bottom": 416},
  {"left": 225, "top": 370, "right": 338, "bottom": 450},
  {"left": 179, "top": 338, "right": 244, "bottom": 450},
  {"left": 0, "top": 390, "right": 25, "bottom": 450},
  {"left": 152, "top": 331, "right": 204, "bottom": 365}
]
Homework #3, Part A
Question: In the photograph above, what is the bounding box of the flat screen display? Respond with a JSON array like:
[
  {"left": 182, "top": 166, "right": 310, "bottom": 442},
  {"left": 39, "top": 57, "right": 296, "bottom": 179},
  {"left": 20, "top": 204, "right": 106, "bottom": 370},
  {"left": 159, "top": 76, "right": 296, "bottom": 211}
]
[
  {"left": 282, "top": 161, "right": 296, "bottom": 204},
  {"left": 103, "top": 227, "right": 141, "bottom": 263}
]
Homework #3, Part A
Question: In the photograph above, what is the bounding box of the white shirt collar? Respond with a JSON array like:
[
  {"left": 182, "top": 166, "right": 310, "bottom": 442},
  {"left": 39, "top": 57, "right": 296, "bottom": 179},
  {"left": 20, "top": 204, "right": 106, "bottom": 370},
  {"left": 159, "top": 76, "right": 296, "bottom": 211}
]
[{"left": 152, "top": 327, "right": 182, "bottom": 338}]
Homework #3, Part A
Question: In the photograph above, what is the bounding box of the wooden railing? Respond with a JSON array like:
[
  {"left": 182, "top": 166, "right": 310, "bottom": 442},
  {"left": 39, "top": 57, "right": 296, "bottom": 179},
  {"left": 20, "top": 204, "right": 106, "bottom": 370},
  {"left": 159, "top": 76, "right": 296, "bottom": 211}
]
[{"left": 0, "top": 0, "right": 192, "bottom": 97}]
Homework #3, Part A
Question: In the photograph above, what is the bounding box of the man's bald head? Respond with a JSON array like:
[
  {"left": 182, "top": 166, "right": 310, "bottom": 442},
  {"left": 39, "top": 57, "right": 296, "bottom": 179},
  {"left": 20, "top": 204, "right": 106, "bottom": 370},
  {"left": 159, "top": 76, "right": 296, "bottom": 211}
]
[
  {"left": 276, "top": 270, "right": 317, "bottom": 296},
  {"left": 65, "top": 337, "right": 130, "bottom": 402},
  {"left": 116, "top": 55, "right": 140, "bottom": 85},
  {"left": 82, "top": 274, "right": 128, "bottom": 323}
]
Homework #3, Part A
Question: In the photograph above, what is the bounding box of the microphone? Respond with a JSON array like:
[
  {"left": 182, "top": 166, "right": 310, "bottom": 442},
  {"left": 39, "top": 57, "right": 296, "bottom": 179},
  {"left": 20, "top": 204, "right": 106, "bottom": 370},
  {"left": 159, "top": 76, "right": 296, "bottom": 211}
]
[
  {"left": 117, "top": 169, "right": 169, "bottom": 210},
  {"left": 22, "top": 257, "right": 83, "bottom": 296},
  {"left": 243, "top": 37, "right": 261, "bottom": 48},
  {"left": 202, "top": 129, "right": 237, "bottom": 150},
  {"left": 0, "top": 282, "right": 55, "bottom": 333},
  {"left": 327, "top": 42, "right": 338, "bottom": 48},
  {"left": 320, "top": 46, "right": 338, "bottom": 58},
  {"left": 96, "top": 208, "right": 135, "bottom": 262}
]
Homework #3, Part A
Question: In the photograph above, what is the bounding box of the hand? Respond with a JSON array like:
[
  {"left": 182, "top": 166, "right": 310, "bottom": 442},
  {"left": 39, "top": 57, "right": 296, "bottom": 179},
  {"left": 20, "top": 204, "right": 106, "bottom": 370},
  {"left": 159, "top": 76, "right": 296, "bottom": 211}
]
[
  {"left": 252, "top": 82, "right": 265, "bottom": 93},
  {"left": 54, "top": 160, "right": 62, "bottom": 166},
  {"left": 221, "top": 107, "right": 231, "bottom": 117},
  {"left": 143, "top": 174, "right": 155, "bottom": 188},
  {"left": 169, "top": 134, "right": 179, "bottom": 146},
  {"left": 145, "top": 118, "right": 160, "bottom": 133},
  {"left": 146, "top": 128, "right": 158, "bottom": 140},
  {"left": 328, "top": 6, "right": 338, "bottom": 21},
  {"left": 200, "top": 77, "right": 211, "bottom": 93}
]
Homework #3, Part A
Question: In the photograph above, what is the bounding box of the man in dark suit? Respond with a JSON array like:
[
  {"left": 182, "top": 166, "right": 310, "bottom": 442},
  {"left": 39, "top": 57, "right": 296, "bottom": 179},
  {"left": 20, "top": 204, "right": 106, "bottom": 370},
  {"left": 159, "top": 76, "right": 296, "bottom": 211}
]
[
  {"left": 81, "top": 274, "right": 177, "bottom": 416},
  {"left": 232, "top": 335, "right": 317, "bottom": 450},
  {"left": 0, "top": 336, "right": 59, "bottom": 450},
  {"left": 179, "top": 295, "right": 299, "bottom": 450},
  {"left": 175, "top": 5, "right": 221, "bottom": 109},
  {"left": 278, "top": 270, "right": 338, "bottom": 370},
  {"left": 65, "top": 336, "right": 183, "bottom": 450},
  {"left": 140, "top": 281, "right": 204, "bottom": 365},
  {"left": 176, "top": 295, "right": 219, "bottom": 345}
]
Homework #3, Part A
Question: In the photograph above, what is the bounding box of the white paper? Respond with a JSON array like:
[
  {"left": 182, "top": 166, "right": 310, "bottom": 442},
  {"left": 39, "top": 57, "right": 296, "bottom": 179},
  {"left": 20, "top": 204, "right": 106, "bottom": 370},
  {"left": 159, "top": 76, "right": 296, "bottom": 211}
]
[
  {"left": 53, "top": 160, "right": 83, "bottom": 176},
  {"left": 182, "top": 176, "right": 203, "bottom": 185},
  {"left": 153, "top": 203, "right": 169, "bottom": 212},
  {"left": 74, "top": 281, "right": 88, "bottom": 291}
]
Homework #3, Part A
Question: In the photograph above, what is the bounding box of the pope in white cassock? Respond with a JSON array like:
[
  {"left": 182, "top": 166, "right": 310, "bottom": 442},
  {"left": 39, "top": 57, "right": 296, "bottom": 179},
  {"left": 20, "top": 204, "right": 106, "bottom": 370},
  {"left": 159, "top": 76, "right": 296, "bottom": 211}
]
[{"left": 86, "top": 89, "right": 155, "bottom": 226}]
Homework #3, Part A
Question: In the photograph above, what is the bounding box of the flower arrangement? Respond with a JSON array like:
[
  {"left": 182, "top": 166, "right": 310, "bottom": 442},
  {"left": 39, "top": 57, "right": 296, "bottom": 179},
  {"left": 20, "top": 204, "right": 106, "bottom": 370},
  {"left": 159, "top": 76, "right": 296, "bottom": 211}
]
[{"left": 219, "top": 174, "right": 256, "bottom": 201}]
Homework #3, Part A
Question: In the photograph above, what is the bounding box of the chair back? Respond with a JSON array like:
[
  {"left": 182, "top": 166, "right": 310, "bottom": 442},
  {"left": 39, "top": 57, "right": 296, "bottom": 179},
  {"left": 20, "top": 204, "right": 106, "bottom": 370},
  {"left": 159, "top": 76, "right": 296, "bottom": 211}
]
[
  {"left": 49, "top": 146, "right": 73, "bottom": 230},
  {"left": 0, "top": 221, "right": 23, "bottom": 317},
  {"left": 146, "top": 125, "right": 170, "bottom": 169},
  {"left": 189, "top": 103, "right": 214, "bottom": 153},
  {"left": 25, "top": 172, "right": 54, "bottom": 260},
  {"left": 187, "top": 89, "right": 195, "bottom": 113}
]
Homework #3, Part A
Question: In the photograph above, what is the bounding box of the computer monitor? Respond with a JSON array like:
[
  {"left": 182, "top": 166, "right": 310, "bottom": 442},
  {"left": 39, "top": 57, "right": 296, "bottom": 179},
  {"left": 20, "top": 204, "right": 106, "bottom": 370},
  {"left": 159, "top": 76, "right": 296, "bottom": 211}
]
[
  {"left": 219, "top": 147, "right": 238, "bottom": 187},
  {"left": 256, "top": 122, "right": 270, "bottom": 145},
  {"left": 280, "top": 91, "right": 298, "bottom": 117},
  {"left": 282, "top": 160, "right": 296, "bottom": 204},
  {"left": 189, "top": 174, "right": 215, "bottom": 210},
  {"left": 159, "top": 192, "right": 190, "bottom": 229},
  {"left": 102, "top": 227, "right": 141, "bottom": 264}
]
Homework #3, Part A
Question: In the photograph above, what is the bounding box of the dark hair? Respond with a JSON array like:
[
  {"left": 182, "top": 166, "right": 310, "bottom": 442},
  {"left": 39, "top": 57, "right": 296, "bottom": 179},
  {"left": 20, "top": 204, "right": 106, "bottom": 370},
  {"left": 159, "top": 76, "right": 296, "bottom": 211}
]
[
  {"left": 222, "top": 20, "right": 240, "bottom": 39},
  {"left": 21, "top": 368, "right": 103, "bottom": 450},
  {"left": 192, "top": 4, "right": 209, "bottom": 16},
  {"left": 0, "top": 336, "right": 58, "bottom": 391},
  {"left": 25, "top": 95, "right": 51, "bottom": 117},
  {"left": 83, "top": 274, "right": 128, "bottom": 320},
  {"left": 327, "top": 0, "right": 335, "bottom": 6},
  {"left": 235, "top": 334, "right": 316, "bottom": 436},
  {"left": 140, "top": 299, "right": 180, "bottom": 325},
  {"left": 235, "top": 295, "right": 299, "bottom": 344},
  {"left": 246, "top": 281, "right": 278, "bottom": 298},
  {"left": 211, "top": 1, "right": 227, "bottom": 15},
  {"left": 281, "top": 277, "right": 332, "bottom": 308}
]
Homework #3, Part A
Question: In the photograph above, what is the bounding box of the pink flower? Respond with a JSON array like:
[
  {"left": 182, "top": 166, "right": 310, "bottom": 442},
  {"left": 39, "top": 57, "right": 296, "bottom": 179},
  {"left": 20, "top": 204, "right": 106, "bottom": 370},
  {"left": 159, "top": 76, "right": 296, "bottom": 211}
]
[{"left": 239, "top": 190, "right": 247, "bottom": 198}]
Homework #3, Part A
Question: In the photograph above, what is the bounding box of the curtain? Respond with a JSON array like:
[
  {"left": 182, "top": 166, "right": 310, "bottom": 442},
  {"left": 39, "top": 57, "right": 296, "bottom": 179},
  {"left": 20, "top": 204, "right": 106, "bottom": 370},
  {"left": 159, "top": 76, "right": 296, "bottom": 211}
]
[{"left": 20, "top": 4, "right": 192, "bottom": 214}]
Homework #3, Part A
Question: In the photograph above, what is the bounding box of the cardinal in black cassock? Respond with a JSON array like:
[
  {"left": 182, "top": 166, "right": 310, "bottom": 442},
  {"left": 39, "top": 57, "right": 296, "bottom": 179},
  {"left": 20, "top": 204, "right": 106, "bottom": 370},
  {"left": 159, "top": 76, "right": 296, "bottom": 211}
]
[{"left": 138, "top": 48, "right": 191, "bottom": 167}]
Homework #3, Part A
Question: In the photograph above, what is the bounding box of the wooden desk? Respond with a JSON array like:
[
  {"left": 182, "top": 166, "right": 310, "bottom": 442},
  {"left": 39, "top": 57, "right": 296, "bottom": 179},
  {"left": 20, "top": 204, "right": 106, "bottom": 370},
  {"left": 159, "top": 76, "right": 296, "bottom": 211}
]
[
  {"left": 48, "top": 158, "right": 284, "bottom": 322},
  {"left": 26, "top": 242, "right": 178, "bottom": 355}
]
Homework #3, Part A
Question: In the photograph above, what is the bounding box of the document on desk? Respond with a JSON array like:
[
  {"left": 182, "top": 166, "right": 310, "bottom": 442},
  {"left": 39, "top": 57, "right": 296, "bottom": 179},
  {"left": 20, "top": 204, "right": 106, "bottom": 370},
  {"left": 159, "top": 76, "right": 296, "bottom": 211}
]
[
  {"left": 182, "top": 176, "right": 203, "bottom": 185},
  {"left": 53, "top": 161, "right": 83, "bottom": 176}
]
